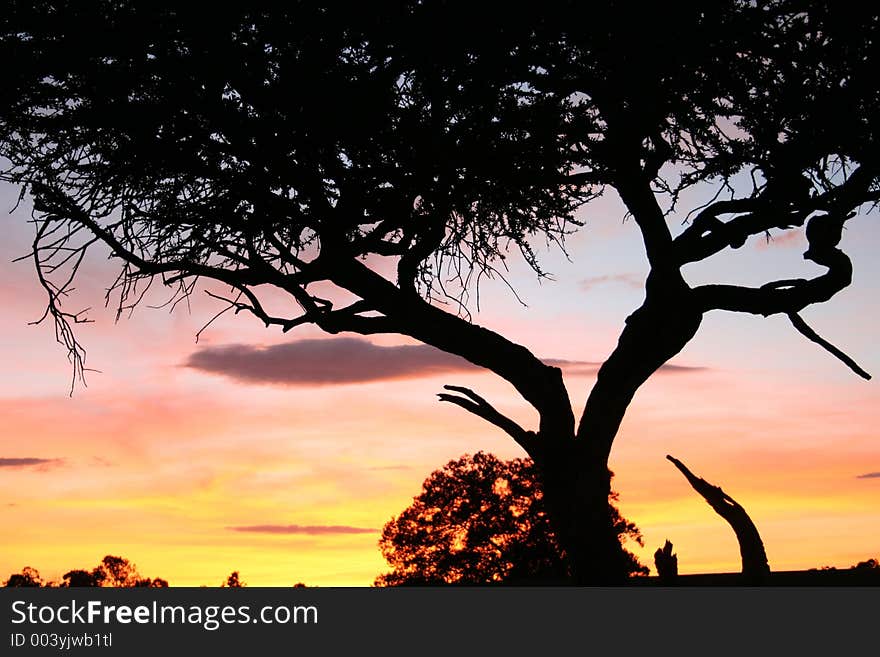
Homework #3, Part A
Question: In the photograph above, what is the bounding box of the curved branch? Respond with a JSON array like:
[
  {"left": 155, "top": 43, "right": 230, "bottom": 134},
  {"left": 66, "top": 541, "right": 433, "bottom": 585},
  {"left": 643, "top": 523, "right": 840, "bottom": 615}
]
[
  {"left": 333, "top": 258, "right": 577, "bottom": 439},
  {"left": 694, "top": 242, "right": 853, "bottom": 316},
  {"left": 666, "top": 455, "right": 770, "bottom": 583},
  {"left": 437, "top": 385, "right": 536, "bottom": 455}
]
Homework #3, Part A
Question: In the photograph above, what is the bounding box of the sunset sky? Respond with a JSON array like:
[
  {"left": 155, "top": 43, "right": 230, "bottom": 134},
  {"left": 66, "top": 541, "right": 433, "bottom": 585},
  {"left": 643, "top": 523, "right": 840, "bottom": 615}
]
[{"left": 1, "top": 177, "right": 878, "bottom": 586}]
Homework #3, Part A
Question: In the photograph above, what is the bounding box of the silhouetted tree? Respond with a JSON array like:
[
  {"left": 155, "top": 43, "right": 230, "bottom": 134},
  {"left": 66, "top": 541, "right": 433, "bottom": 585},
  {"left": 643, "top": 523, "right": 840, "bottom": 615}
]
[
  {"left": 375, "top": 452, "right": 646, "bottom": 585},
  {"left": 667, "top": 455, "right": 770, "bottom": 583},
  {"left": 96, "top": 555, "right": 141, "bottom": 588},
  {"left": 61, "top": 569, "right": 103, "bottom": 587},
  {"left": 223, "top": 571, "right": 245, "bottom": 588},
  {"left": 3, "top": 566, "right": 43, "bottom": 587},
  {"left": 2, "top": 3, "right": 878, "bottom": 583},
  {"left": 654, "top": 540, "right": 678, "bottom": 585}
]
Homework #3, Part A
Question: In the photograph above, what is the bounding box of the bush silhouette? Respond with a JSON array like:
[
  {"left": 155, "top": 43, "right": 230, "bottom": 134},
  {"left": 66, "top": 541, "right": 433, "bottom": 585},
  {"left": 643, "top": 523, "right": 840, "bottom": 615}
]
[{"left": 376, "top": 452, "right": 647, "bottom": 585}]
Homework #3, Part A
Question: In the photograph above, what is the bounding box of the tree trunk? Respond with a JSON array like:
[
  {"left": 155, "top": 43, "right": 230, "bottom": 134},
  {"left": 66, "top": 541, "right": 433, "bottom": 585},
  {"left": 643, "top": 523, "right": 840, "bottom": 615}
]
[
  {"left": 666, "top": 455, "right": 770, "bottom": 584},
  {"left": 537, "top": 283, "right": 703, "bottom": 584},
  {"left": 538, "top": 444, "right": 631, "bottom": 585}
]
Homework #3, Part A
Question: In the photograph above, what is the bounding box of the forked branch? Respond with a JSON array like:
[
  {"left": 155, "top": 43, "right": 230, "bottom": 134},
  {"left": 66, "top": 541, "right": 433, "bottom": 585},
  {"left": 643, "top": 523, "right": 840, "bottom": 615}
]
[{"left": 437, "top": 385, "right": 536, "bottom": 454}]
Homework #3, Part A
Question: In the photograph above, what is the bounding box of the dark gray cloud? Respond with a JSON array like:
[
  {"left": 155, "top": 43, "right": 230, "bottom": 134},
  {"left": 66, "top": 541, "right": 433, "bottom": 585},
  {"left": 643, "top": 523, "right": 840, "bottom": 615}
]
[
  {"left": 0, "top": 457, "right": 61, "bottom": 469},
  {"left": 186, "top": 338, "right": 475, "bottom": 385},
  {"left": 186, "top": 338, "right": 707, "bottom": 386},
  {"left": 579, "top": 273, "right": 644, "bottom": 292},
  {"left": 228, "top": 524, "right": 376, "bottom": 535},
  {"left": 856, "top": 472, "right": 880, "bottom": 479},
  {"left": 657, "top": 364, "right": 706, "bottom": 372}
]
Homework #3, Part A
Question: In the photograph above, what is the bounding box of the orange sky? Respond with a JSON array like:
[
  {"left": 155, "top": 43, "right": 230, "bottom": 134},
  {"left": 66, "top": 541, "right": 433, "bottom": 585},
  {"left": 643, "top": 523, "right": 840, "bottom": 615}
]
[{"left": 1, "top": 183, "right": 878, "bottom": 585}]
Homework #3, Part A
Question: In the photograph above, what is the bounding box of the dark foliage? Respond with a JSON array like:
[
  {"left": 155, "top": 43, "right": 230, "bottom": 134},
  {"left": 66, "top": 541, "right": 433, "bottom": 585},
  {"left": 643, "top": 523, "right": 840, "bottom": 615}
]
[
  {"left": 375, "top": 452, "right": 647, "bottom": 585},
  {"left": 3, "top": 555, "right": 168, "bottom": 587},
  {"left": 222, "top": 571, "right": 245, "bottom": 588},
  {"left": 3, "top": 566, "right": 43, "bottom": 587},
  {"left": 61, "top": 569, "right": 103, "bottom": 587}
]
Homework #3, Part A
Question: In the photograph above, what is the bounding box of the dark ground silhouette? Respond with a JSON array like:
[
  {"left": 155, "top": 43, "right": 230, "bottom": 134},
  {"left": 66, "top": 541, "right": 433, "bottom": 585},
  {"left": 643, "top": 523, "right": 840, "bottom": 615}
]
[
  {"left": 2, "top": 559, "right": 310, "bottom": 588},
  {"left": 4, "top": 553, "right": 877, "bottom": 587}
]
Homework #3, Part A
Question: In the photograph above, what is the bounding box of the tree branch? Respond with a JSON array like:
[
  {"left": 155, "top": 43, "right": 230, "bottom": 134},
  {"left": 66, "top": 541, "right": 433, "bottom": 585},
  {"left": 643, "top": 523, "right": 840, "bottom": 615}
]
[
  {"left": 675, "top": 163, "right": 879, "bottom": 265},
  {"left": 694, "top": 210, "right": 854, "bottom": 315},
  {"left": 437, "top": 385, "right": 536, "bottom": 454},
  {"left": 201, "top": 289, "right": 313, "bottom": 333},
  {"left": 787, "top": 312, "right": 871, "bottom": 380},
  {"left": 331, "top": 258, "right": 577, "bottom": 438},
  {"left": 33, "top": 183, "right": 267, "bottom": 288},
  {"left": 614, "top": 168, "right": 675, "bottom": 270},
  {"left": 675, "top": 201, "right": 809, "bottom": 265},
  {"left": 666, "top": 455, "right": 770, "bottom": 582}
]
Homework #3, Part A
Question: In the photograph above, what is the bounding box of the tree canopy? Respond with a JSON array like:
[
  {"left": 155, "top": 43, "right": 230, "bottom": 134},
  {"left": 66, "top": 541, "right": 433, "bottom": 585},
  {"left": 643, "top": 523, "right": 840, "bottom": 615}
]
[
  {"left": 8, "top": 3, "right": 876, "bottom": 389},
  {"left": 376, "top": 452, "right": 647, "bottom": 585},
  {"left": 2, "top": 1, "right": 878, "bottom": 583},
  {"left": 3, "top": 566, "right": 43, "bottom": 587}
]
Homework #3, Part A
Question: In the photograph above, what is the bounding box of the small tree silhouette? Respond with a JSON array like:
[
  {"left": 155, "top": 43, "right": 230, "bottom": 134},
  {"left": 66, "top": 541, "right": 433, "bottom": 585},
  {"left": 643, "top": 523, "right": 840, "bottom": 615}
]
[
  {"left": 3, "top": 566, "right": 43, "bottom": 587},
  {"left": 223, "top": 571, "right": 245, "bottom": 588},
  {"left": 96, "top": 555, "right": 141, "bottom": 588}
]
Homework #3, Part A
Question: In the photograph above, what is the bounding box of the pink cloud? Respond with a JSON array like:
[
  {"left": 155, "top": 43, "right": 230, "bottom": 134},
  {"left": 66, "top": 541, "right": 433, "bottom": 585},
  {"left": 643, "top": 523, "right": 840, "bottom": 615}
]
[{"left": 578, "top": 273, "right": 644, "bottom": 292}]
